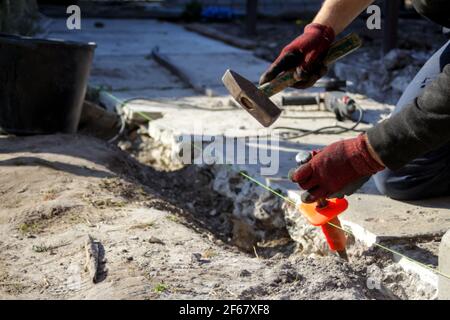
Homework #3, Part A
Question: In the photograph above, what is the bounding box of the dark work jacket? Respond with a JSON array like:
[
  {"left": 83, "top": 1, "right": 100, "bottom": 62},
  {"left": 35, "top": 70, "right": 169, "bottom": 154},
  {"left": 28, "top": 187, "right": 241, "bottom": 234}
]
[
  {"left": 366, "top": 1, "right": 450, "bottom": 170},
  {"left": 367, "top": 64, "right": 450, "bottom": 169}
]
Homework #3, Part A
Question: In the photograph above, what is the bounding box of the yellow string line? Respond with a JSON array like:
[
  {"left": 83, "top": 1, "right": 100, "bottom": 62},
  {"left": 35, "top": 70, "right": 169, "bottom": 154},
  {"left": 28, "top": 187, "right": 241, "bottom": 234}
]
[
  {"left": 98, "top": 89, "right": 450, "bottom": 281},
  {"left": 239, "top": 171, "right": 450, "bottom": 281}
]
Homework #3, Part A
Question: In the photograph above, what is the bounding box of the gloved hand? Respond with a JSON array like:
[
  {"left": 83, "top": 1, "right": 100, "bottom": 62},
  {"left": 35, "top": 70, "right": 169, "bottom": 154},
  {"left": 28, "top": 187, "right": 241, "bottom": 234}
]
[
  {"left": 291, "top": 134, "right": 385, "bottom": 203},
  {"left": 259, "top": 23, "right": 335, "bottom": 89}
]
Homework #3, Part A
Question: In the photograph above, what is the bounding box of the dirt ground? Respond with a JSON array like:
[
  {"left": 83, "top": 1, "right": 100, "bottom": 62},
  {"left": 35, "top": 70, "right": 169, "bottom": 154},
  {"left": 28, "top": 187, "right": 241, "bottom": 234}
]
[{"left": 0, "top": 134, "right": 436, "bottom": 300}]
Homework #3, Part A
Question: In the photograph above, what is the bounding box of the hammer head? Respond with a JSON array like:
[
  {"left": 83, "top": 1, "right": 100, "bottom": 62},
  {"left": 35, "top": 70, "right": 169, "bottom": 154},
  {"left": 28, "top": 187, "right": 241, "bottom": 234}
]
[{"left": 222, "top": 69, "right": 281, "bottom": 127}]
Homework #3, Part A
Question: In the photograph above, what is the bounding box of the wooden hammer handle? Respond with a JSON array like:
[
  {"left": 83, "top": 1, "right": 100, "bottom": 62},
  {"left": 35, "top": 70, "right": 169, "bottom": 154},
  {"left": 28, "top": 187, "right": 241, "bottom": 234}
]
[{"left": 259, "top": 33, "right": 362, "bottom": 97}]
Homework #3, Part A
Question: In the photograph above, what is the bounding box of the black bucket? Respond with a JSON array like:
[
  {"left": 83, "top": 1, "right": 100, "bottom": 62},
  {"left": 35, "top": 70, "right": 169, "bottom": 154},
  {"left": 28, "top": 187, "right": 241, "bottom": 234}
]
[{"left": 0, "top": 34, "right": 96, "bottom": 135}]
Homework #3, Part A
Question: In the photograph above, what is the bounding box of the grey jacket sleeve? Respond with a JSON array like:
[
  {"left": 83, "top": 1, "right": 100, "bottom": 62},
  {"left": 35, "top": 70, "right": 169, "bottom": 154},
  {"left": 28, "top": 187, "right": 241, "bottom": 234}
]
[{"left": 367, "top": 64, "right": 450, "bottom": 170}]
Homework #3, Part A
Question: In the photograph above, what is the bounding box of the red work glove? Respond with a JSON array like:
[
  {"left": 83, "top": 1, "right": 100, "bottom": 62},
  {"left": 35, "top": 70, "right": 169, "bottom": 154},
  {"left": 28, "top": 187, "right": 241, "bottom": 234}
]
[
  {"left": 291, "top": 135, "right": 385, "bottom": 203},
  {"left": 259, "top": 23, "right": 335, "bottom": 89}
]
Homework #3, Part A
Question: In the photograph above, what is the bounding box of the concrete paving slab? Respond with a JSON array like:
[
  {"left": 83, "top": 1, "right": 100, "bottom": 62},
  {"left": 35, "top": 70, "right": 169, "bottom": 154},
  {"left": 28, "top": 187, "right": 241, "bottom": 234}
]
[
  {"left": 44, "top": 18, "right": 200, "bottom": 106},
  {"left": 90, "top": 55, "right": 188, "bottom": 91},
  {"left": 121, "top": 100, "right": 185, "bottom": 122},
  {"left": 98, "top": 89, "right": 198, "bottom": 113},
  {"left": 112, "top": 88, "right": 198, "bottom": 100},
  {"left": 154, "top": 52, "right": 268, "bottom": 96},
  {"left": 118, "top": 96, "right": 234, "bottom": 122},
  {"left": 345, "top": 192, "right": 450, "bottom": 239},
  {"left": 185, "top": 23, "right": 257, "bottom": 50},
  {"left": 148, "top": 108, "right": 268, "bottom": 139},
  {"left": 46, "top": 19, "right": 245, "bottom": 56}
]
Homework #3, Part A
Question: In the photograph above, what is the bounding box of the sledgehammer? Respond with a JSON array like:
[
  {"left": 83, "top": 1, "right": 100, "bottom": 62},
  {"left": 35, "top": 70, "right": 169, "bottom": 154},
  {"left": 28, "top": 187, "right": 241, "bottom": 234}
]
[{"left": 222, "top": 33, "right": 362, "bottom": 127}]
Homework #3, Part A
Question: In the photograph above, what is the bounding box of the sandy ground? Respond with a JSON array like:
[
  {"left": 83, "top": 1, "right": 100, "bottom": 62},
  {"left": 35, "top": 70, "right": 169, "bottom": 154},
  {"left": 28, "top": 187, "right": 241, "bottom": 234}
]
[{"left": 0, "top": 134, "right": 436, "bottom": 300}]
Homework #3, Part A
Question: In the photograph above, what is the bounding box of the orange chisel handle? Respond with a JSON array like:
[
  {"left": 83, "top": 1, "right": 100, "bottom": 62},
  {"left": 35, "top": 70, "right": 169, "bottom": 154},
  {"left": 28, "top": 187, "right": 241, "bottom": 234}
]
[{"left": 320, "top": 216, "right": 347, "bottom": 252}]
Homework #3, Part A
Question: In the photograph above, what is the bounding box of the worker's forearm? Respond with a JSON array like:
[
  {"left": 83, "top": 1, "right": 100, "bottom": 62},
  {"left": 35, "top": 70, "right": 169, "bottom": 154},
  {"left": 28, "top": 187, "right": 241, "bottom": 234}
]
[{"left": 313, "top": 0, "right": 375, "bottom": 34}]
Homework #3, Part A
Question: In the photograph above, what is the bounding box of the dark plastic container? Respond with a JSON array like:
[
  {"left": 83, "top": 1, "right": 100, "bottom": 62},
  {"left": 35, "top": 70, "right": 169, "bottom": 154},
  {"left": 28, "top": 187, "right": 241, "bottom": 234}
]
[{"left": 0, "top": 34, "right": 96, "bottom": 135}]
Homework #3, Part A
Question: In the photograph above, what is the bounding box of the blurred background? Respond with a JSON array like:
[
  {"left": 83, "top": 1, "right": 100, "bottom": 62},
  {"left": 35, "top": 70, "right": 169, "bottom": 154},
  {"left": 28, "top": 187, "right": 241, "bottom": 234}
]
[{"left": 2, "top": 0, "right": 446, "bottom": 104}]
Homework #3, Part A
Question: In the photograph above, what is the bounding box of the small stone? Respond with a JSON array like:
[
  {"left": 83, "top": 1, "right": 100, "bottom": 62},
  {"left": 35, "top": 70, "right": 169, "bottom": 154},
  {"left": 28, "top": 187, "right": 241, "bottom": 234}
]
[
  {"left": 148, "top": 236, "right": 165, "bottom": 245},
  {"left": 148, "top": 271, "right": 158, "bottom": 277},
  {"left": 118, "top": 141, "right": 132, "bottom": 151},
  {"left": 18, "top": 186, "right": 28, "bottom": 193},
  {"left": 126, "top": 256, "right": 133, "bottom": 262},
  {"left": 191, "top": 253, "right": 202, "bottom": 263},
  {"left": 191, "top": 253, "right": 210, "bottom": 264},
  {"left": 239, "top": 269, "right": 251, "bottom": 277}
]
